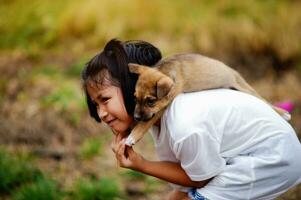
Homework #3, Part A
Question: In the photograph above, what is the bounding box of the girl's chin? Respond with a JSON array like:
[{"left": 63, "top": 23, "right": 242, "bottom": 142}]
[
  {"left": 111, "top": 127, "right": 130, "bottom": 138},
  {"left": 109, "top": 121, "right": 133, "bottom": 137}
]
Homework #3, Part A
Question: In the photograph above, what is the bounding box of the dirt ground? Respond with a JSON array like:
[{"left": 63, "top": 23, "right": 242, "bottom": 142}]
[{"left": 0, "top": 53, "right": 301, "bottom": 199}]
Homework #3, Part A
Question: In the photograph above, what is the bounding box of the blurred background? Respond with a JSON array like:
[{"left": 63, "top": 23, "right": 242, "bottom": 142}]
[{"left": 0, "top": 0, "right": 300, "bottom": 199}]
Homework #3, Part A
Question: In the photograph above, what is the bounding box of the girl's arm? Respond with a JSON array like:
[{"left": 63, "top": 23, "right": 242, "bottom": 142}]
[{"left": 113, "top": 138, "right": 210, "bottom": 188}]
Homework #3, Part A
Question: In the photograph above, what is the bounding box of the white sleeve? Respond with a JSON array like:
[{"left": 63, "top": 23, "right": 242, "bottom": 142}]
[{"left": 173, "top": 131, "right": 225, "bottom": 181}]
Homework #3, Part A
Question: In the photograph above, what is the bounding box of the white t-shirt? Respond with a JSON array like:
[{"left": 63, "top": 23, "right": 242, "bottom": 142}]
[{"left": 150, "top": 89, "right": 301, "bottom": 200}]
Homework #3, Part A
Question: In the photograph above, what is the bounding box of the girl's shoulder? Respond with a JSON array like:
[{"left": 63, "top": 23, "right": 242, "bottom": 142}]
[
  {"left": 163, "top": 89, "right": 235, "bottom": 126},
  {"left": 161, "top": 92, "right": 213, "bottom": 142}
]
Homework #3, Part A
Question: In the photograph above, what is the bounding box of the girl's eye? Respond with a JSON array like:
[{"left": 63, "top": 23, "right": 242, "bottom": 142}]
[{"left": 100, "top": 97, "right": 110, "bottom": 103}]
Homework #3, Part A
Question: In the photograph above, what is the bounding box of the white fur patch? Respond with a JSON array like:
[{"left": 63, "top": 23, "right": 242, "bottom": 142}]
[{"left": 125, "top": 135, "right": 135, "bottom": 146}]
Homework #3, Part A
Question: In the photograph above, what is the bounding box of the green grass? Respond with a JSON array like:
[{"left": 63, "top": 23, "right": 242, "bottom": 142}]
[
  {"left": 12, "top": 177, "right": 62, "bottom": 200},
  {"left": 121, "top": 170, "right": 165, "bottom": 195},
  {"left": 0, "top": 149, "right": 123, "bottom": 200},
  {"left": 42, "top": 85, "right": 77, "bottom": 110},
  {"left": 121, "top": 170, "right": 146, "bottom": 181},
  {"left": 40, "top": 77, "right": 85, "bottom": 112},
  {"left": 72, "top": 177, "right": 121, "bottom": 200},
  {"left": 65, "top": 59, "right": 88, "bottom": 78},
  {"left": 0, "top": 150, "right": 43, "bottom": 194},
  {"left": 29, "top": 64, "right": 86, "bottom": 117},
  {"left": 0, "top": 150, "right": 63, "bottom": 199},
  {"left": 40, "top": 82, "right": 86, "bottom": 127},
  {"left": 35, "top": 65, "right": 62, "bottom": 77},
  {"left": 79, "top": 137, "right": 103, "bottom": 160}
]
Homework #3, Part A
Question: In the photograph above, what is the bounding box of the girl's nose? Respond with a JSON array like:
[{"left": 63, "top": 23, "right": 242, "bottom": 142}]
[{"left": 97, "top": 106, "right": 108, "bottom": 119}]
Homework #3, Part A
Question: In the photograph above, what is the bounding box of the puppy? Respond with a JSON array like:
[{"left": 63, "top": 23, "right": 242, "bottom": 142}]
[{"left": 125, "top": 53, "right": 290, "bottom": 146}]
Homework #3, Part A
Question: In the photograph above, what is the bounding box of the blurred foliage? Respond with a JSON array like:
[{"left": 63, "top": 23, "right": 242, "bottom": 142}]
[
  {"left": 0, "top": 0, "right": 300, "bottom": 58},
  {"left": 121, "top": 170, "right": 146, "bottom": 181},
  {"left": 0, "top": 0, "right": 300, "bottom": 79},
  {"left": 12, "top": 177, "right": 62, "bottom": 200},
  {"left": 0, "top": 149, "right": 123, "bottom": 200},
  {"left": 0, "top": 0, "right": 70, "bottom": 49},
  {"left": 0, "top": 149, "right": 43, "bottom": 194},
  {"left": 31, "top": 65, "right": 86, "bottom": 124},
  {"left": 121, "top": 169, "right": 166, "bottom": 194},
  {"left": 72, "top": 177, "right": 121, "bottom": 200},
  {"left": 65, "top": 58, "right": 89, "bottom": 78},
  {"left": 79, "top": 137, "right": 103, "bottom": 160}
]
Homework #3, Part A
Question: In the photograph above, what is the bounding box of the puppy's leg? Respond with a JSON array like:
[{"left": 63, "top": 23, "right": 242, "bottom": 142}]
[
  {"left": 125, "top": 85, "right": 180, "bottom": 146},
  {"left": 125, "top": 110, "right": 164, "bottom": 146},
  {"left": 156, "top": 85, "right": 182, "bottom": 111},
  {"left": 232, "top": 72, "right": 290, "bottom": 120}
]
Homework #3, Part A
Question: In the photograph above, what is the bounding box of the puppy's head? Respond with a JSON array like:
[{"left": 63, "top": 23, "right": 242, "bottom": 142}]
[{"left": 129, "top": 63, "right": 174, "bottom": 121}]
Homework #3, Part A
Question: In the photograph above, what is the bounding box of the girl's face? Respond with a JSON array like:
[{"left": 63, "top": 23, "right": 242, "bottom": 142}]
[{"left": 86, "top": 80, "right": 133, "bottom": 137}]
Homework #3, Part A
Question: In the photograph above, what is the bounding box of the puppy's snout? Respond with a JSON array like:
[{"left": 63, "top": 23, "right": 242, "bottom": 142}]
[
  {"left": 134, "top": 111, "right": 153, "bottom": 121},
  {"left": 134, "top": 113, "right": 142, "bottom": 121}
]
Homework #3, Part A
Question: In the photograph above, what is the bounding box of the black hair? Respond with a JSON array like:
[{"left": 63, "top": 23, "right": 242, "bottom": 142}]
[{"left": 81, "top": 39, "right": 162, "bottom": 122}]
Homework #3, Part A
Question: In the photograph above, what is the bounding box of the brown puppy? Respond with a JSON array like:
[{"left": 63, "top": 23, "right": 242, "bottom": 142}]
[{"left": 125, "top": 53, "right": 290, "bottom": 146}]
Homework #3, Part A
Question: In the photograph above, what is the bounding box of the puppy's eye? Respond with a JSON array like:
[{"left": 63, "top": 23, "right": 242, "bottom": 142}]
[{"left": 146, "top": 98, "right": 156, "bottom": 107}]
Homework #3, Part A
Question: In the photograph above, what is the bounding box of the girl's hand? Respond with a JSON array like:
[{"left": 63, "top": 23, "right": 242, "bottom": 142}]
[
  {"left": 111, "top": 135, "right": 145, "bottom": 170},
  {"left": 111, "top": 134, "right": 210, "bottom": 188},
  {"left": 111, "top": 133, "right": 126, "bottom": 155}
]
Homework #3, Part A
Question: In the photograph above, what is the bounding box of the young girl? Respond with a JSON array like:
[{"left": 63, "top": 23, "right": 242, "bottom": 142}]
[{"left": 82, "top": 39, "right": 301, "bottom": 200}]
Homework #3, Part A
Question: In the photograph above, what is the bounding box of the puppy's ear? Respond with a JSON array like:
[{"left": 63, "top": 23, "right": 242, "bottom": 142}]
[
  {"left": 128, "top": 63, "right": 145, "bottom": 74},
  {"left": 156, "top": 76, "right": 174, "bottom": 99}
]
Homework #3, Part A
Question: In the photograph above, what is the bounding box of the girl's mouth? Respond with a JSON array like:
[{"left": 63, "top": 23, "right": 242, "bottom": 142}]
[{"left": 108, "top": 119, "right": 116, "bottom": 126}]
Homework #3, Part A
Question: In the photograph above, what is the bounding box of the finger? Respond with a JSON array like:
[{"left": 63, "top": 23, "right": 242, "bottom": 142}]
[
  {"left": 121, "top": 141, "right": 130, "bottom": 158},
  {"left": 124, "top": 145, "right": 131, "bottom": 158},
  {"left": 118, "top": 140, "right": 129, "bottom": 162},
  {"left": 111, "top": 129, "right": 118, "bottom": 136},
  {"left": 114, "top": 144, "right": 123, "bottom": 166},
  {"left": 112, "top": 133, "right": 123, "bottom": 153},
  {"left": 114, "top": 138, "right": 123, "bottom": 157},
  {"left": 111, "top": 143, "right": 116, "bottom": 153},
  {"left": 111, "top": 136, "right": 118, "bottom": 153},
  {"left": 114, "top": 134, "right": 118, "bottom": 142},
  {"left": 116, "top": 133, "right": 122, "bottom": 141},
  {"left": 117, "top": 139, "right": 126, "bottom": 156}
]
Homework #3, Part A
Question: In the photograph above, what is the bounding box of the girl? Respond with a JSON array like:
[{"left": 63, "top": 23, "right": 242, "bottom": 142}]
[{"left": 82, "top": 39, "right": 301, "bottom": 200}]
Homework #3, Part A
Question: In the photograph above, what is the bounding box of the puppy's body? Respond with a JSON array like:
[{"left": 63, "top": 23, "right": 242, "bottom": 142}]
[
  {"left": 125, "top": 53, "right": 289, "bottom": 146},
  {"left": 158, "top": 54, "right": 251, "bottom": 92}
]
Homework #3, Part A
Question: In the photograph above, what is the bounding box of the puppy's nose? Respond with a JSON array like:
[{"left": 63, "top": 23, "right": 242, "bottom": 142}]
[{"left": 134, "top": 113, "right": 142, "bottom": 121}]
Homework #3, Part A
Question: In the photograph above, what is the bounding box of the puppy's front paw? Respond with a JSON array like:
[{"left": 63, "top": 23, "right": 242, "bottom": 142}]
[{"left": 125, "top": 135, "right": 136, "bottom": 146}]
